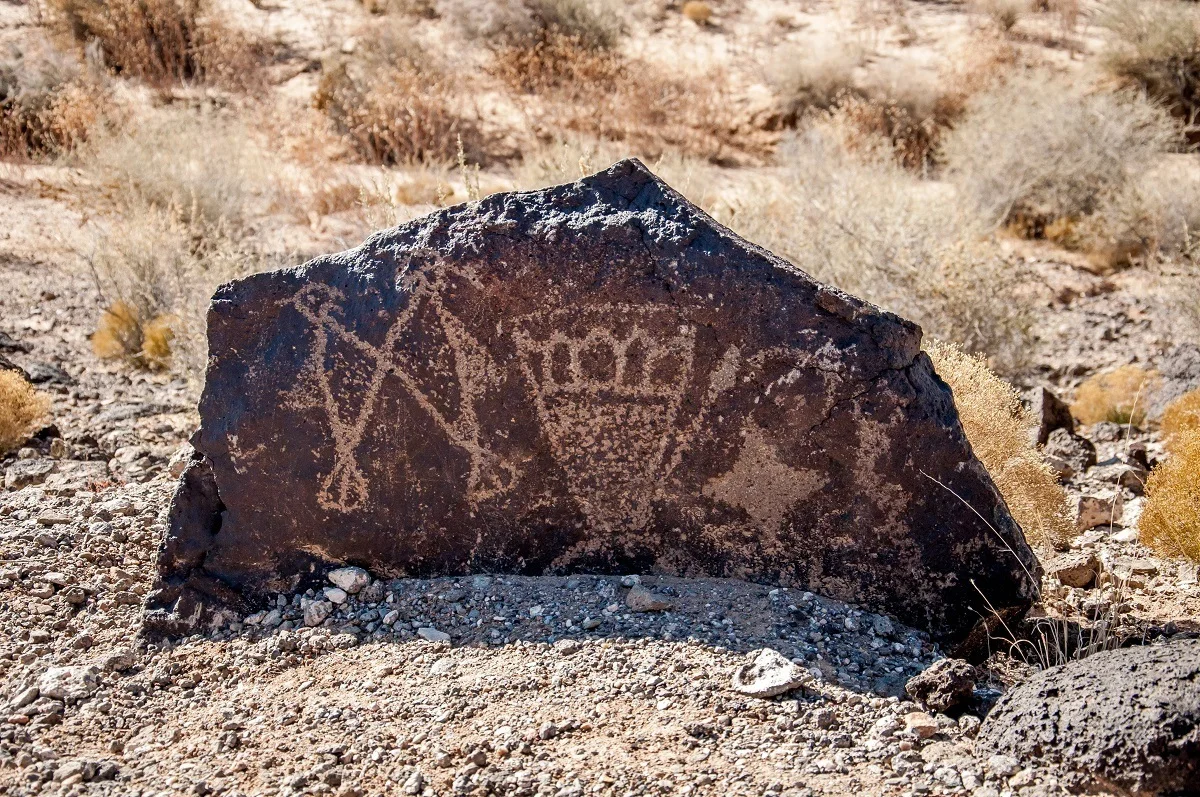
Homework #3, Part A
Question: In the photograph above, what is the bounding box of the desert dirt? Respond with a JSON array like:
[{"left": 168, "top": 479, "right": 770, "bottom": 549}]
[{"left": 1, "top": 0, "right": 1199, "bottom": 795}]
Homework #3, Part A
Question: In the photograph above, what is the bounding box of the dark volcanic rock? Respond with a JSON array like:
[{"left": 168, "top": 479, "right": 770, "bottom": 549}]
[
  {"left": 979, "top": 640, "right": 1200, "bottom": 795},
  {"left": 145, "top": 159, "right": 1039, "bottom": 646},
  {"left": 1026, "top": 386, "right": 1074, "bottom": 446},
  {"left": 905, "top": 658, "right": 977, "bottom": 713},
  {"left": 1043, "top": 427, "right": 1096, "bottom": 476}
]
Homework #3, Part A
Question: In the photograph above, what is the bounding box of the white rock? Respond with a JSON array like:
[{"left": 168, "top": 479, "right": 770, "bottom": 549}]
[
  {"left": 731, "top": 648, "right": 811, "bottom": 697},
  {"left": 261, "top": 609, "right": 283, "bottom": 628},
  {"left": 986, "top": 754, "right": 1020, "bottom": 778},
  {"left": 324, "top": 586, "right": 348, "bottom": 604},
  {"left": 417, "top": 627, "right": 450, "bottom": 643},
  {"left": 38, "top": 666, "right": 99, "bottom": 702},
  {"left": 328, "top": 566, "right": 369, "bottom": 594}
]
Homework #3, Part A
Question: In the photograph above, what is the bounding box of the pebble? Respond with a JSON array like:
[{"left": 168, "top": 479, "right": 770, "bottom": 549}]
[{"left": 417, "top": 627, "right": 451, "bottom": 643}]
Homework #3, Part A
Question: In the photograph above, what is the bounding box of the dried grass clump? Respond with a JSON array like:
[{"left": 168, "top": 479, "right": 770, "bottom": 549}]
[
  {"left": 926, "top": 340, "right": 1074, "bottom": 549},
  {"left": 91, "top": 300, "right": 175, "bottom": 369},
  {"left": 316, "top": 26, "right": 488, "bottom": 165},
  {"left": 722, "top": 129, "right": 1032, "bottom": 370},
  {"left": 769, "top": 44, "right": 864, "bottom": 121},
  {"left": 1070, "top": 365, "right": 1159, "bottom": 426},
  {"left": 46, "top": 0, "right": 266, "bottom": 90},
  {"left": 826, "top": 92, "right": 947, "bottom": 172},
  {"left": 81, "top": 110, "right": 271, "bottom": 228},
  {"left": 1161, "top": 388, "right": 1200, "bottom": 450},
  {"left": 0, "top": 371, "right": 50, "bottom": 456},
  {"left": 976, "top": 0, "right": 1025, "bottom": 32},
  {"left": 942, "top": 73, "right": 1181, "bottom": 234},
  {"left": 491, "top": 30, "right": 622, "bottom": 93},
  {"left": 449, "top": 0, "right": 622, "bottom": 50},
  {"left": 1096, "top": 0, "right": 1200, "bottom": 125},
  {"left": 0, "top": 37, "right": 104, "bottom": 159},
  {"left": 1140, "top": 431, "right": 1200, "bottom": 562},
  {"left": 86, "top": 204, "right": 252, "bottom": 379}
]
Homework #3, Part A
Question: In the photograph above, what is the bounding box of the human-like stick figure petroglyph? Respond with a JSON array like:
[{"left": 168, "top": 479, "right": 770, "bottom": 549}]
[{"left": 291, "top": 278, "right": 514, "bottom": 512}]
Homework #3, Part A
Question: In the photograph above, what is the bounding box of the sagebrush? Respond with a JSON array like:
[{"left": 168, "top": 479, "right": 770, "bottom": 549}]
[
  {"left": 1161, "top": 388, "right": 1200, "bottom": 450},
  {"left": 316, "top": 25, "right": 488, "bottom": 165},
  {"left": 1070, "top": 365, "right": 1159, "bottom": 426},
  {"left": 1097, "top": 0, "right": 1200, "bottom": 126},
  {"left": 926, "top": 340, "right": 1075, "bottom": 549},
  {"left": 45, "top": 0, "right": 265, "bottom": 90},
  {"left": 0, "top": 36, "right": 103, "bottom": 159},
  {"left": 0, "top": 370, "right": 50, "bottom": 455},
  {"left": 1140, "top": 430, "right": 1200, "bottom": 562},
  {"left": 941, "top": 72, "right": 1181, "bottom": 240}
]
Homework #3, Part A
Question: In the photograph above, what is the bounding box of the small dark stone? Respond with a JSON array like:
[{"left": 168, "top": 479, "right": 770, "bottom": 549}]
[
  {"left": 147, "top": 158, "right": 1039, "bottom": 648},
  {"left": 1043, "top": 428, "right": 1096, "bottom": 475},
  {"left": 979, "top": 639, "right": 1200, "bottom": 795},
  {"left": 905, "top": 658, "right": 976, "bottom": 713},
  {"left": 23, "top": 362, "right": 74, "bottom": 385},
  {"left": 0, "top": 331, "right": 31, "bottom": 352},
  {"left": 1026, "top": 387, "right": 1074, "bottom": 446}
]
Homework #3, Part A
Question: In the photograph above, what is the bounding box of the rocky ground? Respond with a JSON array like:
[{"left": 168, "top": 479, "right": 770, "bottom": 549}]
[{"left": 0, "top": 214, "right": 1198, "bottom": 797}]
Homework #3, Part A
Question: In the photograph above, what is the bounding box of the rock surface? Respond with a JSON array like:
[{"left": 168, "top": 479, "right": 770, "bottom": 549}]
[
  {"left": 146, "top": 159, "right": 1039, "bottom": 647},
  {"left": 731, "top": 648, "right": 812, "bottom": 697},
  {"left": 904, "top": 658, "right": 976, "bottom": 714},
  {"left": 979, "top": 639, "right": 1200, "bottom": 795}
]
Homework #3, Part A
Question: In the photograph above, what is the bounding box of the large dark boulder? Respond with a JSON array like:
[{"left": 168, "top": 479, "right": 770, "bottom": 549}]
[
  {"left": 145, "top": 159, "right": 1039, "bottom": 647},
  {"left": 979, "top": 639, "right": 1200, "bottom": 795}
]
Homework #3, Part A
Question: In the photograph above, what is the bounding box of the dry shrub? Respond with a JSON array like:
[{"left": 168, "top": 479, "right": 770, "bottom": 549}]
[
  {"left": 1096, "top": 0, "right": 1200, "bottom": 125},
  {"left": 926, "top": 340, "right": 1074, "bottom": 549},
  {"left": 0, "top": 371, "right": 50, "bottom": 456},
  {"left": 0, "top": 37, "right": 104, "bottom": 159},
  {"left": 91, "top": 300, "right": 175, "bottom": 369},
  {"left": 719, "top": 128, "right": 1032, "bottom": 370},
  {"left": 316, "top": 26, "right": 488, "bottom": 165},
  {"left": 86, "top": 203, "right": 254, "bottom": 379},
  {"left": 46, "top": 0, "right": 266, "bottom": 91},
  {"left": 975, "top": 0, "right": 1025, "bottom": 32},
  {"left": 942, "top": 73, "right": 1183, "bottom": 243},
  {"left": 1140, "top": 431, "right": 1200, "bottom": 562},
  {"left": 825, "top": 92, "right": 946, "bottom": 172},
  {"left": 1070, "top": 365, "right": 1160, "bottom": 426},
  {"left": 81, "top": 110, "right": 271, "bottom": 228},
  {"left": 311, "top": 180, "right": 365, "bottom": 217},
  {"left": 449, "top": 0, "right": 622, "bottom": 50},
  {"left": 769, "top": 43, "right": 864, "bottom": 121},
  {"left": 495, "top": 33, "right": 748, "bottom": 161},
  {"left": 1161, "top": 388, "right": 1200, "bottom": 450}
]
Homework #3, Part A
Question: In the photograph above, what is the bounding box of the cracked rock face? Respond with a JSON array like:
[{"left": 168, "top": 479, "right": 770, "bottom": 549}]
[{"left": 145, "top": 158, "right": 1038, "bottom": 647}]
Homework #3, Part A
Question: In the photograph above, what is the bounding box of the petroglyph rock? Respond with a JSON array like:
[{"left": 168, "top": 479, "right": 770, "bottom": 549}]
[{"left": 145, "top": 159, "right": 1039, "bottom": 647}]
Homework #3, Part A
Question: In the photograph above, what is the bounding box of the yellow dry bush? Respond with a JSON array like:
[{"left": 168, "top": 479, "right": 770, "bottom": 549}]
[
  {"left": 926, "top": 340, "right": 1075, "bottom": 549},
  {"left": 0, "top": 370, "right": 50, "bottom": 456},
  {"left": 1161, "top": 388, "right": 1200, "bottom": 450},
  {"left": 92, "top": 300, "right": 143, "bottom": 360},
  {"left": 1070, "top": 365, "right": 1159, "bottom": 427},
  {"left": 141, "top": 314, "right": 176, "bottom": 369},
  {"left": 1140, "top": 431, "right": 1200, "bottom": 562}
]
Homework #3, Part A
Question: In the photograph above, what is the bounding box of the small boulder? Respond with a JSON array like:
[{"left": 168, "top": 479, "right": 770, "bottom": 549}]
[
  {"left": 1045, "top": 551, "right": 1099, "bottom": 589},
  {"left": 979, "top": 639, "right": 1200, "bottom": 795},
  {"left": 625, "top": 584, "right": 672, "bottom": 613},
  {"left": 37, "top": 666, "right": 99, "bottom": 702},
  {"left": 731, "top": 648, "right": 811, "bottom": 698},
  {"left": 1074, "top": 494, "right": 1123, "bottom": 531},
  {"left": 903, "top": 711, "right": 939, "bottom": 739},
  {"left": 1043, "top": 428, "right": 1096, "bottom": 477},
  {"left": 416, "top": 627, "right": 451, "bottom": 643},
  {"left": 327, "top": 567, "right": 369, "bottom": 594},
  {"left": 1027, "top": 387, "right": 1075, "bottom": 446},
  {"left": 905, "top": 658, "right": 977, "bottom": 713}
]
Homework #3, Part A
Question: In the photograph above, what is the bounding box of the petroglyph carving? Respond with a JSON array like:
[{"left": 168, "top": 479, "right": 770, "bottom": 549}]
[
  {"left": 149, "top": 158, "right": 1040, "bottom": 650},
  {"left": 514, "top": 304, "right": 697, "bottom": 529},
  {"left": 292, "top": 279, "right": 515, "bottom": 512}
]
